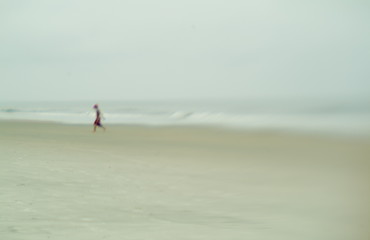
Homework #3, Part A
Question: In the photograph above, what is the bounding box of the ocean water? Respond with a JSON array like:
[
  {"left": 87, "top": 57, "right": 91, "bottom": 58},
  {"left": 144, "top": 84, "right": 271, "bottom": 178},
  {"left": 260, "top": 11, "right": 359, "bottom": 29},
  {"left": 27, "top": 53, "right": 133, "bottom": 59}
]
[{"left": 1, "top": 98, "right": 370, "bottom": 137}]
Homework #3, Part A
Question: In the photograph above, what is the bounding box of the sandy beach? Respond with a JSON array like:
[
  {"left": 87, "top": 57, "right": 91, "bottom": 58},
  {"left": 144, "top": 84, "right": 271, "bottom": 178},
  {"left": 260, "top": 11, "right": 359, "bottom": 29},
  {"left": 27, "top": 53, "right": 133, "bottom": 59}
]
[{"left": 1, "top": 120, "right": 369, "bottom": 240}]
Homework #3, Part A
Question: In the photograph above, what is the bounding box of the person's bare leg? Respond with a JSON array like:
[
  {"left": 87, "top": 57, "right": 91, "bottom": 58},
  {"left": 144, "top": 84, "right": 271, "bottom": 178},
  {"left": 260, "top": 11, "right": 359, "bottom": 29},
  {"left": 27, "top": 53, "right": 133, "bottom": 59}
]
[{"left": 93, "top": 125, "right": 97, "bottom": 132}]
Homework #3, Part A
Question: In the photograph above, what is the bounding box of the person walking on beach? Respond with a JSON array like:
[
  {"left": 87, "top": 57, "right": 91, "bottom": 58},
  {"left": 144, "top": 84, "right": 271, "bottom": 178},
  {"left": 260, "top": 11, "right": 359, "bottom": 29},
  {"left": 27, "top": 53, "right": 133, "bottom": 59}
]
[{"left": 93, "top": 104, "right": 106, "bottom": 132}]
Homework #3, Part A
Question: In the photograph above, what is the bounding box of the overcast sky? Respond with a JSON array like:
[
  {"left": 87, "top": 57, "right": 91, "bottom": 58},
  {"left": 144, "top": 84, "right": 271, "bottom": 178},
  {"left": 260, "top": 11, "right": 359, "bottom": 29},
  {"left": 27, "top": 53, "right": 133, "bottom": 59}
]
[{"left": 1, "top": 0, "right": 369, "bottom": 101}]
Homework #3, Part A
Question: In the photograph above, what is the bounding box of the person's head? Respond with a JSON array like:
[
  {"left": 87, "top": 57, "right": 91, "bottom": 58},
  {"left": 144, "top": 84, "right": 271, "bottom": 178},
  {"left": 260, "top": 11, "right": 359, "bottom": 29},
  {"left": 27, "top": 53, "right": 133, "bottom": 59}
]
[{"left": 93, "top": 104, "right": 98, "bottom": 109}]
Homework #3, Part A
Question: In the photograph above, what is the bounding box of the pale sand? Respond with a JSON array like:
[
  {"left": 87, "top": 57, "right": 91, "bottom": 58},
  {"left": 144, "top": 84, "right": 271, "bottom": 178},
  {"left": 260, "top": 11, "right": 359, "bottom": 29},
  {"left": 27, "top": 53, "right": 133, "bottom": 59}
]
[{"left": 1, "top": 120, "right": 369, "bottom": 240}]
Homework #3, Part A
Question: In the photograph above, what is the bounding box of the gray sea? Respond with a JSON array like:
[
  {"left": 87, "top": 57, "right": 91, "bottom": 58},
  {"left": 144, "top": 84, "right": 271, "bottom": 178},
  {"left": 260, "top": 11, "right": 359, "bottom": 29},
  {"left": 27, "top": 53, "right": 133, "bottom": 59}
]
[{"left": 1, "top": 97, "right": 370, "bottom": 137}]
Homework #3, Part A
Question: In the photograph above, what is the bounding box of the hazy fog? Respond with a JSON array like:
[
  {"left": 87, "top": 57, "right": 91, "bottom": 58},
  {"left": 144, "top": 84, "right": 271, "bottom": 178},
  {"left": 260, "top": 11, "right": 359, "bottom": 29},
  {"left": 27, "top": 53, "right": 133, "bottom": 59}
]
[{"left": 1, "top": 0, "right": 369, "bottom": 101}]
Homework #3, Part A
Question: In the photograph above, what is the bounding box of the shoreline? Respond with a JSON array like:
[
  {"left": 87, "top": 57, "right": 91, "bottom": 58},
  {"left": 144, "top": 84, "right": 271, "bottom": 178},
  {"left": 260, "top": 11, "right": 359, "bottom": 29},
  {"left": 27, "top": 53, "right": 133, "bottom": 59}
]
[{"left": 1, "top": 119, "right": 369, "bottom": 140}]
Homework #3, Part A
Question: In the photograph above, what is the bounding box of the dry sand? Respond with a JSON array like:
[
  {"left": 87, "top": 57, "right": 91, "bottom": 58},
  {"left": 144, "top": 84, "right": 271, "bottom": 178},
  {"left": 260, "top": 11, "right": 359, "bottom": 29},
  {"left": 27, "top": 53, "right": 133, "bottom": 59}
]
[{"left": 1, "top": 120, "right": 369, "bottom": 240}]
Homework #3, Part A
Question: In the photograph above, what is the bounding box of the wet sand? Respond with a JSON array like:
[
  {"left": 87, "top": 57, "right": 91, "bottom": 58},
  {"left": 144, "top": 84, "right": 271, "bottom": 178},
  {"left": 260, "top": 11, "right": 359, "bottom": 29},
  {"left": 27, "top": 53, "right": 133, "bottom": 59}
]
[{"left": 1, "top": 120, "right": 369, "bottom": 240}]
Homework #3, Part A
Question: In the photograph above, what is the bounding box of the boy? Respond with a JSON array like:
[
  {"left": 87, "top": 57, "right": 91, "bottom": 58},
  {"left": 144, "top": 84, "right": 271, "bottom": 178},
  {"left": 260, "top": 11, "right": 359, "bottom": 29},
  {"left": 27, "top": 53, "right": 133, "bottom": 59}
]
[{"left": 93, "top": 104, "right": 106, "bottom": 132}]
